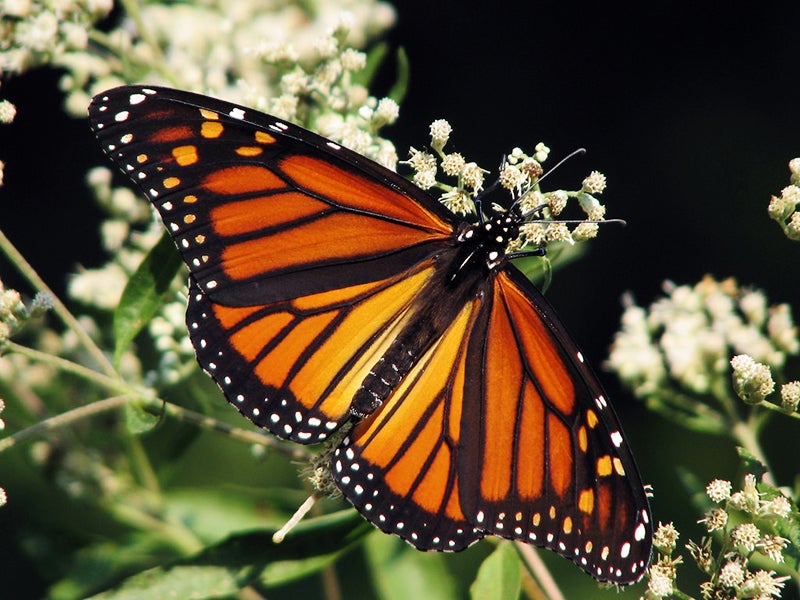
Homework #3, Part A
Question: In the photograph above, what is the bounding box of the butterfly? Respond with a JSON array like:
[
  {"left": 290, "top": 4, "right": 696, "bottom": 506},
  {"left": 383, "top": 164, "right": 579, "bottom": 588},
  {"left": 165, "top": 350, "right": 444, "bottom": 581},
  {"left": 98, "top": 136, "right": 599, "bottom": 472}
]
[{"left": 88, "top": 85, "right": 652, "bottom": 584}]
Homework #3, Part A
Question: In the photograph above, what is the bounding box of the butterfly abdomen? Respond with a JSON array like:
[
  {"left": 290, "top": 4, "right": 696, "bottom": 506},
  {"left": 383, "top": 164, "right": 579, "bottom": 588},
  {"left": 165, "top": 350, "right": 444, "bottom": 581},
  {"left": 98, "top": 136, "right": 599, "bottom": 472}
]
[{"left": 351, "top": 308, "right": 445, "bottom": 418}]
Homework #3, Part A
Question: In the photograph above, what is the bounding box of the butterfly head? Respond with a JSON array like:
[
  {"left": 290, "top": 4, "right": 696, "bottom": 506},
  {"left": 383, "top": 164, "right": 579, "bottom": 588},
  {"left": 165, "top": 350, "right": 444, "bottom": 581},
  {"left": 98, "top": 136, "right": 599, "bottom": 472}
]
[{"left": 456, "top": 210, "right": 522, "bottom": 272}]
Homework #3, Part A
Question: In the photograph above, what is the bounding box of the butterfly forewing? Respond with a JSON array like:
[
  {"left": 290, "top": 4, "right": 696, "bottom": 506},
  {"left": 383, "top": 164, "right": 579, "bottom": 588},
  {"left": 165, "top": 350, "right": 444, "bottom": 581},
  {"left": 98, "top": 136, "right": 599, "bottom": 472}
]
[
  {"left": 88, "top": 86, "right": 455, "bottom": 306},
  {"left": 89, "top": 85, "right": 652, "bottom": 584}
]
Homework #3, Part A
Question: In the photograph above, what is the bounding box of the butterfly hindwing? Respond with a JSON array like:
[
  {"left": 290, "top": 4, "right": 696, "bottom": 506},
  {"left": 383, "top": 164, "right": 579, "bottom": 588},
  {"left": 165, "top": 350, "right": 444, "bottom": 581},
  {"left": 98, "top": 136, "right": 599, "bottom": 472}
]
[
  {"left": 463, "top": 267, "right": 652, "bottom": 582},
  {"left": 334, "top": 266, "right": 651, "bottom": 583},
  {"left": 334, "top": 294, "right": 487, "bottom": 551},
  {"left": 186, "top": 260, "right": 437, "bottom": 443}
]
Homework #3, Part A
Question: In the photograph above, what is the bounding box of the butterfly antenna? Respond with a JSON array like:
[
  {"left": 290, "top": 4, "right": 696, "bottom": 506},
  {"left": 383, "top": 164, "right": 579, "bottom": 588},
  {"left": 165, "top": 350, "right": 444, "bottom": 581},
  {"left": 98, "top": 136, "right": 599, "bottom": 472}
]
[
  {"left": 511, "top": 148, "right": 587, "bottom": 214},
  {"left": 473, "top": 155, "right": 513, "bottom": 223},
  {"left": 539, "top": 147, "right": 586, "bottom": 185},
  {"left": 473, "top": 156, "right": 508, "bottom": 223}
]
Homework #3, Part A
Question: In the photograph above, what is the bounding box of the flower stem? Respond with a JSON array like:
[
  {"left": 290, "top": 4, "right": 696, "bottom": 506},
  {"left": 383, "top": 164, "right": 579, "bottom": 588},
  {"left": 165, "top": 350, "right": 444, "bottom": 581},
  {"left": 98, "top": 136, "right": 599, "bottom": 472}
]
[
  {"left": 731, "top": 419, "right": 775, "bottom": 486},
  {"left": 0, "top": 229, "right": 117, "bottom": 378},
  {"left": 5, "top": 341, "right": 129, "bottom": 394},
  {"left": 0, "top": 394, "right": 134, "bottom": 453}
]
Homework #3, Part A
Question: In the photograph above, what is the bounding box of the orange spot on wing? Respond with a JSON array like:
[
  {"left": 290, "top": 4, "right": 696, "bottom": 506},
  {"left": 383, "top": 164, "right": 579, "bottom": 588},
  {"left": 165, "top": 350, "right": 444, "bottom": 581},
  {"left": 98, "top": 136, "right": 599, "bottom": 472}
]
[
  {"left": 172, "top": 145, "right": 198, "bottom": 166},
  {"left": 578, "top": 425, "right": 588, "bottom": 453},
  {"left": 255, "top": 131, "right": 276, "bottom": 144},
  {"left": 596, "top": 455, "right": 612, "bottom": 477},
  {"left": 578, "top": 488, "right": 595, "bottom": 514},
  {"left": 201, "top": 121, "right": 224, "bottom": 138},
  {"left": 150, "top": 125, "right": 193, "bottom": 143},
  {"left": 563, "top": 516, "right": 573, "bottom": 534},
  {"left": 235, "top": 146, "right": 264, "bottom": 157}
]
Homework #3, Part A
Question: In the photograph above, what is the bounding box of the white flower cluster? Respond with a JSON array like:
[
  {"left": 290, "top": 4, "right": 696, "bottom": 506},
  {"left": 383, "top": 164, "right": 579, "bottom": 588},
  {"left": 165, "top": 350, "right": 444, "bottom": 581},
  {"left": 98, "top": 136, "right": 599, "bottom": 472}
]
[
  {"left": 768, "top": 158, "right": 800, "bottom": 241},
  {"left": 1, "top": 0, "right": 113, "bottom": 74},
  {"left": 609, "top": 276, "right": 799, "bottom": 399},
  {"left": 401, "top": 122, "right": 608, "bottom": 253},
  {"left": 3, "top": 0, "right": 397, "bottom": 390}
]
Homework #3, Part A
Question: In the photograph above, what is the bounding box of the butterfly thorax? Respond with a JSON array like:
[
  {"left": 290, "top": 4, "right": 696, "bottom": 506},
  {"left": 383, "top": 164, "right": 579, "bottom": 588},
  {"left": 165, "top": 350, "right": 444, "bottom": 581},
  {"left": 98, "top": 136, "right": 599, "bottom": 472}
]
[
  {"left": 453, "top": 211, "right": 521, "bottom": 274},
  {"left": 350, "top": 212, "right": 520, "bottom": 419}
]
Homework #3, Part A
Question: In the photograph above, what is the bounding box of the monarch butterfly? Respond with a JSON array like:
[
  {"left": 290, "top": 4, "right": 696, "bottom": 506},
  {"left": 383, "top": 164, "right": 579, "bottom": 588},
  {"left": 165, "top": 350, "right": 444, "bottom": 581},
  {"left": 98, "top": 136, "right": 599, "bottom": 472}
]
[{"left": 88, "top": 86, "right": 652, "bottom": 584}]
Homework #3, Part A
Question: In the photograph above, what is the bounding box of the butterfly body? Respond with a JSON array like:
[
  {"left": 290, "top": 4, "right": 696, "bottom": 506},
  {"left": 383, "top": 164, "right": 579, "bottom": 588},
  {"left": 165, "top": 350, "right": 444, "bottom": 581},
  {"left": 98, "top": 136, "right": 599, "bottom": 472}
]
[
  {"left": 89, "top": 86, "right": 652, "bottom": 584},
  {"left": 353, "top": 212, "right": 519, "bottom": 417}
]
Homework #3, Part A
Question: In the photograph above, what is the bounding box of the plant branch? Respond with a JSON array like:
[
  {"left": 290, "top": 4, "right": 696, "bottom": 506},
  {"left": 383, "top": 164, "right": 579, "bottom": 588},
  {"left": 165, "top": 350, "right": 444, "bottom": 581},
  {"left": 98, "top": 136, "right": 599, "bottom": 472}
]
[
  {"left": 0, "top": 394, "right": 134, "bottom": 452},
  {"left": 0, "top": 229, "right": 117, "bottom": 378}
]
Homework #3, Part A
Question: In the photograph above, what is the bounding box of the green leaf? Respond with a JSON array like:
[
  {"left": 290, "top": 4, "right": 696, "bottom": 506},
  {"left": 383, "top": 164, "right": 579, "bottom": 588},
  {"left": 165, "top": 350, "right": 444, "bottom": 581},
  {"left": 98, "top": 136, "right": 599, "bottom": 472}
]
[
  {"left": 469, "top": 541, "right": 521, "bottom": 600},
  {"left": 362, "top": 533, "right": 458, "bottom": 600},
  {"left": 736, "top": 446, "right": 768, "bottom": 482},
  {"left": 676, "top": 466, "right": 713, "bottom": 514},
  {"left": 387, "top": 47, "right": 410, "bottom": 105},
  {"left": 123, "top": 399, "right": 160, "bottom": 434},
  {"left": 87, "top": 509, "right": 371, "bottom": 598},
  {"left": 113, "top": 232, "right": 183, "bottom": 367},
  {"left": 87, "top": 564, "right": 239, "bottom": 600},
  {"left": 359, "top": 42, "right": 389, "bottom": 87}
]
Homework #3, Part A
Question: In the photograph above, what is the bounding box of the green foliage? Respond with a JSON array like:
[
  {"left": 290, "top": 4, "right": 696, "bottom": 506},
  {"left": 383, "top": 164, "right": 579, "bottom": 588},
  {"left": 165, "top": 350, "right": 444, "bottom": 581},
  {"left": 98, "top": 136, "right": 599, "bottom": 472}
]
[
  {"left": 113, "top": 233, "right": 183, "bottom": 367},
  {"left": 469, "top": 542, "right": 521, "bottom": 600}
]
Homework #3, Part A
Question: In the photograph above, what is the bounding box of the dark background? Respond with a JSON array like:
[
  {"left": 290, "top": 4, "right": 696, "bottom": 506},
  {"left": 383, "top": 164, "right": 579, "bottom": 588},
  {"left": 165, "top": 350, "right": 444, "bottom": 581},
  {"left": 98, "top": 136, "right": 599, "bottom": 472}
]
[{"left": 2, "top": 2, "right": 799, "bottom": 597}]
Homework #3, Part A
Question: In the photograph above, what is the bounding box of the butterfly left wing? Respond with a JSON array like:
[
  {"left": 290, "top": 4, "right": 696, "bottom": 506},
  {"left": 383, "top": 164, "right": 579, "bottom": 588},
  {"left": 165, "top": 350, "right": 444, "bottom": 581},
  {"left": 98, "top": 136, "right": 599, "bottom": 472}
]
[
  {"left": 186, "top": 259, "right": 438, "bottom": 443},
  {"left": 334, "top": 266, "right": 652, "bottom": 584},
  {"left": 88, "top": 86, "right": 459, "bottom": 443}
]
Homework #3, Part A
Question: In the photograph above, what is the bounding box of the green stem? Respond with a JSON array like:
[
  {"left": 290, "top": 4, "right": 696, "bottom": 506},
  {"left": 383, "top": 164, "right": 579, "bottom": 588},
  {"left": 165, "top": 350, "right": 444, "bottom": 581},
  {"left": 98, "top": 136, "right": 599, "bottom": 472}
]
[
  {"left": 5, "top": 341, "right": 130, "bottom": 395},
  {"left": 0, "top": 394, "right": 134, "bottom": 453},
  {"left": 155, "top": 400, "right": 309, "bottom": 460},
  {"left": 1, "top": 341, "right": 304, "bottom": 457},
  {"left": 124, "top": 433, "right": 162, "bottom": 495},
  {"left": 731, "top": 419, "right": 775, "bottom": 486},
  {"left": 756, "top": 399, "right": 800, "bottom": 420},
  {"left": 514, "top": 541, "right": 566, "bottom": 600},
  {"left": 0, "top": 229, "right": 117, "bottom": 378},
  {"left": 116, "top": 0, "right": 179, "bottom": 84},
  {"left": 104, "top": 498, "right": 204, "bottom": 555}
]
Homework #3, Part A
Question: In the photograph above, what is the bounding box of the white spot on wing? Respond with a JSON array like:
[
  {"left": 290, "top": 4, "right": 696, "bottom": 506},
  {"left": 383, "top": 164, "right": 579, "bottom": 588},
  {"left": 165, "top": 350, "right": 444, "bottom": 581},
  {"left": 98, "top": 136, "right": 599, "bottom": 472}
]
[{"left": 610, "top": 431, "right": 623, "bottom": 447}]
